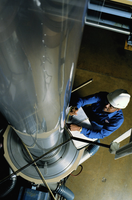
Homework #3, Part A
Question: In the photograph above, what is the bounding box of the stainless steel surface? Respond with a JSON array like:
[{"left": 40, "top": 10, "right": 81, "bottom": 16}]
[
  {"left": 85, "top": 20, "right": 130, "bottom": 35},
  {"left": 4, "top": 126, "right": 80, "bottom": 181},
  {"left": 115, "top": 141, "right": 132, "bottom": 159},
  {"left": 1, "top": 0, "right": 87, "bottom": 183}
]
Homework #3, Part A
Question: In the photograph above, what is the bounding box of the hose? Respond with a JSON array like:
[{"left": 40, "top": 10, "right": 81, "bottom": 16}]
[
  {"left": 0, "top": 168, "right": 17, "bottom": 198},
  {"left": 87, "top": 139, "right": 100, "bottom": 157},
  {"left": 55, "top": 185, "right": 74, "bottom": 200}
]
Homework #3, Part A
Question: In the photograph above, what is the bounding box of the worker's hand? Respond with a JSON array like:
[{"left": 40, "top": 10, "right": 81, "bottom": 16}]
[
  {"left": 69, "top": 107, "right": 79, "bottom": 116},
  {"left": 69, "top": 124, "right": 81, "bottom": 131}
]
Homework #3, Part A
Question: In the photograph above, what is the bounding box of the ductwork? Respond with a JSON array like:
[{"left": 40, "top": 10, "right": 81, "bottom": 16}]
[{"left": 0, "top": 0, "right": 88, "bottom": 193}]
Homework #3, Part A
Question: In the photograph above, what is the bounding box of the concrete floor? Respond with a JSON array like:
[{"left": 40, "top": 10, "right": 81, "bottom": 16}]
[{"left": 66, "top": 25, "right": 132, "bottom": 200}]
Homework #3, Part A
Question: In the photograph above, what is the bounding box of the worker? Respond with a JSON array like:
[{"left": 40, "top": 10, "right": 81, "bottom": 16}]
[{"left": 69, "top": 89, "right": 131, "bottom": 139}]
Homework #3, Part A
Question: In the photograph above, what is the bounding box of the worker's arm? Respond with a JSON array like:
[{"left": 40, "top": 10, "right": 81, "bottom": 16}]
[
  {"left": 70, "top": 116, "right": 124, "bottom": 139},
  {"left": 76, "top": 93, "right": 102, "bottom": 109},
  {"left": 70, "top": 92, "right": 109, "bottom": 117},
  {"left": 69, "top": 93, "right": 101, "bottom": 116},
  {"left": 80, "top": 117, "right": 124, "bottom": 139}
]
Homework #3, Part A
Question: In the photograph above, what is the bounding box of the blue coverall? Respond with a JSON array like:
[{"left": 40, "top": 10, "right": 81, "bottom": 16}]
[{"left": 75, "top": 92, "right": 124, "bottom": 139}]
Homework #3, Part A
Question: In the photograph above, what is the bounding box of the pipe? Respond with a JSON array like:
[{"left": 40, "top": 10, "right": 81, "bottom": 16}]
[
  {"left": 0, "top": 168, "right": 17, "bottom": 198},
  {"left": 1, "top": 0, "right": 88, "bottom": 184},
  {"left": 85, "top": 19, "right": 130, "bottom": 35},
  {"left": 55, "top": 185, "right": 74, "bottom": 200},
  {"left": 88, "top": 140, "right": 100, "bottom": 156},
  {"left": 79, "top": 139, "right": 100, "bottom": 165},
  {"left": 71, "top": 136, "right": 110, "bottom": 148},
  {"left": 78, "top": 149, "right": 91, "bottom": 165},
  {"left": 72, "top": 78, "right": 93, "bottom": 93}
]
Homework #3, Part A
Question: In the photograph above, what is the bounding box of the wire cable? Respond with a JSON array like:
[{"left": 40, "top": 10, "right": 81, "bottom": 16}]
[{"left": 70, "top": 165, "right": 83, "bottom": 177}]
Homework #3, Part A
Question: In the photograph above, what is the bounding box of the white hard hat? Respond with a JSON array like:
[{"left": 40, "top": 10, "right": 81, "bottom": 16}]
[{"left": 107, "top": 89, "right": 131, "bottom": 109}]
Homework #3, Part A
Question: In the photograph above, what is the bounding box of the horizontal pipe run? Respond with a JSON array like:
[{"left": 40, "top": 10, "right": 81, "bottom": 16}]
[
  {"left": 88, "top": 2, "right": 132, "bottom": 19},
  {"left": 85, "top": 20, "right": 130, "bottom": 35}
]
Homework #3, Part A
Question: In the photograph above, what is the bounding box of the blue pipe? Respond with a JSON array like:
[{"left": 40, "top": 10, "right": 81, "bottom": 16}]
[
  {"left": 87, "top": 139, "right": 100, "bottom": 157},
  {"left": 56, "top": 185, "right": 74, "bottom": 200}
]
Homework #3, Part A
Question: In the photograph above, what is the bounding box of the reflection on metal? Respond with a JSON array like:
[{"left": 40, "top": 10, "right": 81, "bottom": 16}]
[
  {"left": 3, "top": 126, "right": 84, "bottom": 184},
  {"left": 0, "top": 0, "right": 88, "bottom": 189}
]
